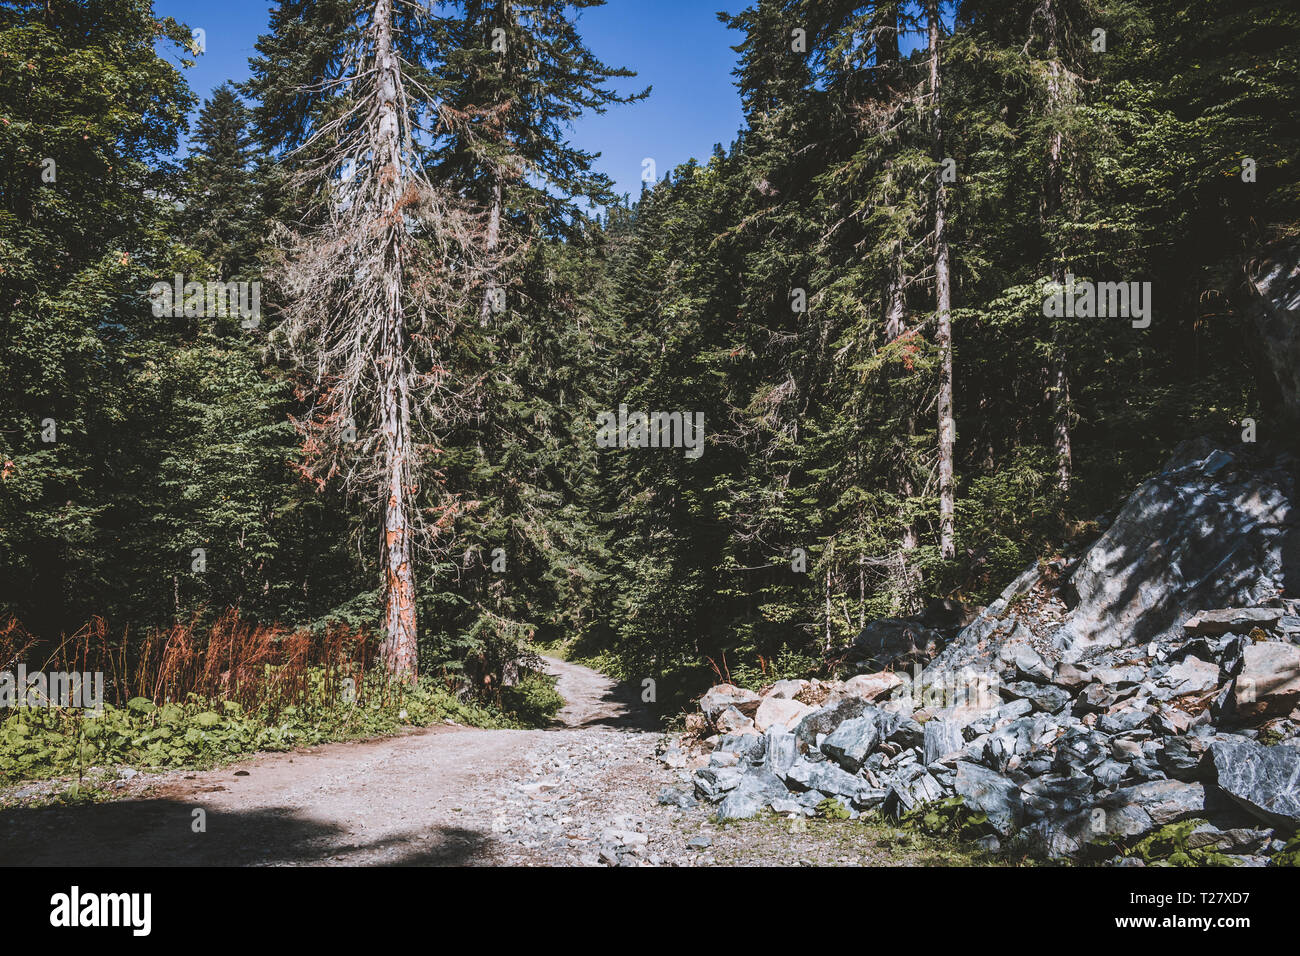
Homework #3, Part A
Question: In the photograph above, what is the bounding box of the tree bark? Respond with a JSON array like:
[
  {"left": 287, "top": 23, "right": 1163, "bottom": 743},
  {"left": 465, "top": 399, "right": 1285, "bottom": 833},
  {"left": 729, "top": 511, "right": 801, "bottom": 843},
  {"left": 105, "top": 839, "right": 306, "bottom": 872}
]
[
  {"left": 372, "top": 0, "right": 418, "bottom": 679},
  {"left": 929, "top": 1, "right": 956, "bottom": 560},
  {"left": 478, "top": 171, "right": 503, "bottom": 325},
  {"left": 1042, "top": 32, "right": 1073, "bottom": 493}
]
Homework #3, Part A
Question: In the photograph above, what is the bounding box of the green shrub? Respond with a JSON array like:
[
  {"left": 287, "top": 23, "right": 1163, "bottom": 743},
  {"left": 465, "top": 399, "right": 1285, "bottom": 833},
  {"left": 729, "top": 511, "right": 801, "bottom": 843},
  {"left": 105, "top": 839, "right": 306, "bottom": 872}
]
[
  {"left": 500, "top": 672, "right": 564, "bottom": 725},
  {"left": 0, "top": 670, "right": 512, "bottom": 784}
]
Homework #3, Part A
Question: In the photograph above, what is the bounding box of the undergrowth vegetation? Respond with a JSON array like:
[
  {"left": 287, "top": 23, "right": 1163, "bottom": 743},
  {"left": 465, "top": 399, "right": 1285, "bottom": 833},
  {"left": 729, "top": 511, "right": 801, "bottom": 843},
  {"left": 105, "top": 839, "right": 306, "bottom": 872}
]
[{"left": 0, "top": 613, "right": 561, "bottom": 784}]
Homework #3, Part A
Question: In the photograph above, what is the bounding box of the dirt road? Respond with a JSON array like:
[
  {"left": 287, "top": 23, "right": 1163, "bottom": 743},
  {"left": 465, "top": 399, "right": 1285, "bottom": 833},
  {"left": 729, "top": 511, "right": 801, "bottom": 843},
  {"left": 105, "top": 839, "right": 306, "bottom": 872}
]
[
  {"left": 0, "top": 658, "right": 988, "bottom": 867},
  {"left": 0, "top": 658, "right": 672, "bottom": 866}
]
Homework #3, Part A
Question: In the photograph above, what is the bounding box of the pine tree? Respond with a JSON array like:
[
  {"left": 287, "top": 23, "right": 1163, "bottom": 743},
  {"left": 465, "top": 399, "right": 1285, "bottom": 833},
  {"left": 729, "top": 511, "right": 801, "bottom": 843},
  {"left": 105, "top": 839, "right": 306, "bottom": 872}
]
[
  {"left": 180, "top": 83, "right": 264, "bottom": 281},
  {"left": 0, "top": 0, "right": 196, "bottom": 638}
]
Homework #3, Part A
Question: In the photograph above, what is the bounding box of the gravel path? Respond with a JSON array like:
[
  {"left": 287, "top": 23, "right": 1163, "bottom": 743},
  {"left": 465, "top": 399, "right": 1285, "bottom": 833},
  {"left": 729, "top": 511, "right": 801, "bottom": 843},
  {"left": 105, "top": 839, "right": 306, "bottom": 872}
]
[{"left": 0, "top": 658, "right": 988, "bottom": 866}]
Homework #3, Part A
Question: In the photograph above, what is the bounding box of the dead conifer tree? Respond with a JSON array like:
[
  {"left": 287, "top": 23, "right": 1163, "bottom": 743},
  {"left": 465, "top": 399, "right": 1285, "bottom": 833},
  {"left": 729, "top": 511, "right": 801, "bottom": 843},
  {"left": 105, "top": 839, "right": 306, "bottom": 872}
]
[{"left": 256, "top": 0, "right": 492, "bottom": 679}]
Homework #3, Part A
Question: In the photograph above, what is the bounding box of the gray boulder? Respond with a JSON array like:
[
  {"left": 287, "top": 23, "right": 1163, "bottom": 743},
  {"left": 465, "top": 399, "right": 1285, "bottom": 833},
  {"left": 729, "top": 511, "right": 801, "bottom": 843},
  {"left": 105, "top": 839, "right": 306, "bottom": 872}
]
[
  {"left": 822, "top": 714, "right": 882, "bottom": 772},
  {"left": 1247, "top": 240, "right": 1300, "bottom": 426},
  {"left": 715, "top": 788, "right": 768, "bottom": 821},
  {"left": 1054, "top": 445, "right": 1295, "bottom": 660},
  {"left": 954, "top": 761, "right": 1024, "bottom": 836},
  {"left": 786, "top": 758, "right": 884, "bottom": 808},
  {"left": 1001, "top": 680, "right": 1072, "bottom": 714},
  {"left": 1210, "top": 737, "right": 1300, "bottom": 831},
  {"left": 693, "top": 766, "right": 743, "bottom": 802},
  {"left": 923, "top": 718, "right": 965, "bottom": 766},
  {"left": 1102, "top": 780, "right": 1206, "bottom": 826},
  {"left": 845, "top": 617, "right": 942, "bottom": 672},
  {"left": 717, "top": 732, "right": 767, "bottom": 763},
  {"left": 764, "top": 727, "right": 799, "bottom": 778},
  {"left": 794, "top": 697, "right": 874, "bottom": 750}
]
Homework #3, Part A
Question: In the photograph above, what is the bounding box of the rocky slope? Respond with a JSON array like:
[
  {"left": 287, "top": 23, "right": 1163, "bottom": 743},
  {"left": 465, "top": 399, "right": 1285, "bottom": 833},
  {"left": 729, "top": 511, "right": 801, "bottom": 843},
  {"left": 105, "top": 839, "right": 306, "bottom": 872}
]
[{"left": 678, "top": 440, "right": 1300, "bottom": 864}]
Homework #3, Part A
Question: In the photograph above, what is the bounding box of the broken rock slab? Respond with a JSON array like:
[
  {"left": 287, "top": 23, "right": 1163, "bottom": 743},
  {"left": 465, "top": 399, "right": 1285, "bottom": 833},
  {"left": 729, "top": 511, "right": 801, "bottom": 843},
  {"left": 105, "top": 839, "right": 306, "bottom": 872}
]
[
  {"left": 1184, "top": 607, "right": 1285, "bottom": 636},
  {"left": 953, "top": 761, "right": 1024, "bottom": 836},
  {"left": 754, "top": 695, "right": 814, "bottom": 734},
  {"left": 843, "top": 671, "right": 904, "bottom": 702},
  {"left": 699, "top": 684, "right": 761, "bottom": 722},
  {"left": 1233, "top": 641, "right": 1300, "bottom": 722},
  {"left": 1210, "top": 737, "right": 1300, "bottom": 831}
]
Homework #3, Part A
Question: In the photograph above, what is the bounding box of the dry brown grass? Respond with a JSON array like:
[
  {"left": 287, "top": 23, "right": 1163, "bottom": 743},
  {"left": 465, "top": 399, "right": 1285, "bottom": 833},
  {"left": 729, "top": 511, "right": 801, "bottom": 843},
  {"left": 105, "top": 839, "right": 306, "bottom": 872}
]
[{"left": 1, "top": 611, "right": 394, "bottom": 715}]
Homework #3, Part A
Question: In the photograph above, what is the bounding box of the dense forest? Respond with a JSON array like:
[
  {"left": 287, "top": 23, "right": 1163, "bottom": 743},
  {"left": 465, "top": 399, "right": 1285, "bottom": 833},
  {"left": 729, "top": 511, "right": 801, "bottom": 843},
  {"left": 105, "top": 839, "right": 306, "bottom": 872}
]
[{"left": 2, "top": 0, "right": 1297, "bottom": 714}]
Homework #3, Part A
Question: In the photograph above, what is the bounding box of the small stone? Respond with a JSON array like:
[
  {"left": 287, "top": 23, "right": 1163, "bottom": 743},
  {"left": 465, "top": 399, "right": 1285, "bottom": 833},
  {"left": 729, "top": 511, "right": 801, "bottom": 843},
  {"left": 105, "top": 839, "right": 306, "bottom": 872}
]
[{"left": 657, "top": 787, "right": 696, "bottom": 809}]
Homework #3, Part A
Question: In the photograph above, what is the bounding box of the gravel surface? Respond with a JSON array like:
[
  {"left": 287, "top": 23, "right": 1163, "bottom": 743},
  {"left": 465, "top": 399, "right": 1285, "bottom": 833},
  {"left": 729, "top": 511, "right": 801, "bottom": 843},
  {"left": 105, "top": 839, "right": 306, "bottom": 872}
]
[{"left": 0, "top": 658, "right": 995, "bottom": 866}]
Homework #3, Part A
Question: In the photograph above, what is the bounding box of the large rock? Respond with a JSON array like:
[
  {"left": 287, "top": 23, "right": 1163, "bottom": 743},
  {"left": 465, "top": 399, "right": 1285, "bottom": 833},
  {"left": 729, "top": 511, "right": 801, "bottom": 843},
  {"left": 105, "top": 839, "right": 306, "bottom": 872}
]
[
  {"left": 714, "top": 768, "right": 789, "bottom": 821},
  {"left": 923, "top": 718, "right": 964, "bottom": 766},
  {"left": 1161, "top": 656, "right": 1220, "bottom": 696},
  {"left": 786, "top": 758, "right": 883, "bottom": 807},
  {"left": 764, "top": 678, "right": 808, "bottom": 700},
  {"left": 822, "top": 714, "right": 882, "bottom": 772},
  {"left": 954, "top": 761, "right": 1024, "bottom": 836},
  {"left": 717, "top": 732, "right": 766, "bottom": 763},
  {"left": 843, "top": 672, "right": 904, "bottom": 702},
  {"left": 1210, "top": 737, "right": 1300, "bottom": 831},
  {"left": 693, "top": 766, "right": 743, "bottom": 802},
  {"left": 754, "top": 695, "right": 814, "bottom": 733},
  {"left": 794, "top": 697, "right": 873, "bottom": 749},
  {"left": 1102, "top": 780, "right": 1206, "bottom": 826},
  {"left": 715, "top": 788, "right": 768, "bottom": 821},
  {"left": 699, "top": 684, "right": 761, "bottom": 721},
  {"left": 714, "top": 706, "right": 756, "bottom": 735},
  {"left": 1001, "top": 680, "right": 1072, "bottom": 714},
  {"left": 764, "top": 727, "right": 799, "bottom": 778},
  {"left": 1016, "top": 804, "right": 1155, "bottom": 859},
  {"left": 1184, "top": 607, "right": 1284, "bottom": 636},
  {"left": 884, "top": 766, "right": 946, "bottom": 817},
  {"left": 1233, "top": 641, "right": 1300, "bottom": 721},
  {"left": 844, "top": 618, "right": 942, "bottom": 672},
  {"left": 1053, "top": 445, "right": 1296, "bottom": 660},
  {"left": 1247, "top": 240, "right": 1300, "bottom": 426},
  {"left": 1156, "top": 734, "right": 1212, "bottom": 781}
]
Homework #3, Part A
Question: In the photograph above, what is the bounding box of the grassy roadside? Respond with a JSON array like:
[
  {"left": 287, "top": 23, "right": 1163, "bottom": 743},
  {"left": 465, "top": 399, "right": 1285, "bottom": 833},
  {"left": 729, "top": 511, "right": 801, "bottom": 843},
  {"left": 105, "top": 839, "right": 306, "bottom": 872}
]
[{"left": 0, "top": 670, "right": 562, "bottom": 793}]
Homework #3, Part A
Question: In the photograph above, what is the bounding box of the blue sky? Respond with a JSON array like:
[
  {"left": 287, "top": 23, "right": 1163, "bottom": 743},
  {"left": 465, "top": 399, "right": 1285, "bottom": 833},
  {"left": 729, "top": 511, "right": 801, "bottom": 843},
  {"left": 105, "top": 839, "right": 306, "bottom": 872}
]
[{"left": 157, "top": 0, "right": 750, "bottom": 202}]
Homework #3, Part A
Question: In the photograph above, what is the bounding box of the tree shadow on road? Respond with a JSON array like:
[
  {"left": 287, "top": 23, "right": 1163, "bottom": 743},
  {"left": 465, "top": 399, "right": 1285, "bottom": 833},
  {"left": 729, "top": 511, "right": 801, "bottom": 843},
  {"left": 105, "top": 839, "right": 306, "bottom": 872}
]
[
  {"left": 548, "top": 671, "right": 663, "bottom": 733},
  {"left": 0, "top": 798, "right": 495, "bottom": 866}
]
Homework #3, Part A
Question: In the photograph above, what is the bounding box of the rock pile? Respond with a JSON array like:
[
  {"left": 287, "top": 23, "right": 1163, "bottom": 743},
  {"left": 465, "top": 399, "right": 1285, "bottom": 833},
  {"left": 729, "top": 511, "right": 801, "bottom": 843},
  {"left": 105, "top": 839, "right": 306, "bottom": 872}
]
[{"left": 681, "top": 601, "right": 1300, "bottom": 863}]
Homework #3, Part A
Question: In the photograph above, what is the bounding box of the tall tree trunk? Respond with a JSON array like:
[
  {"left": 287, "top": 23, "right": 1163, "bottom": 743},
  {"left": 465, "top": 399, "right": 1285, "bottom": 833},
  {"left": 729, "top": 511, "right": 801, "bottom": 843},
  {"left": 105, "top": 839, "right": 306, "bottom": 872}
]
[
  {"left": 478, "top": 171, "right": 503, "bottom": 325},
  {"left": 1043, "top": 40, "right": 1073, "bottom": 493},
  {"left": 824, "top": 564, "right": 833, "bottom": 653},
  {"left": 478, "top": 0, "right": 513, "bottom": 326},
  {"left": 929, "top": 1, "right": 956, "bottom": 559},
  {"left": 372, "top": 0, "right": 418, "bottom": 678}
]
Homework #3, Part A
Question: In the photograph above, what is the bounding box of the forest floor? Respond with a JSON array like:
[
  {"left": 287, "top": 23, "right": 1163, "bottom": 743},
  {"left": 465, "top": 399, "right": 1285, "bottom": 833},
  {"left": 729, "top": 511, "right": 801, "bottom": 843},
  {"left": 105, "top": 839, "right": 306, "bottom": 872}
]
[{"left": 0, "top": 658, "right": 996, "bottom": 866}]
